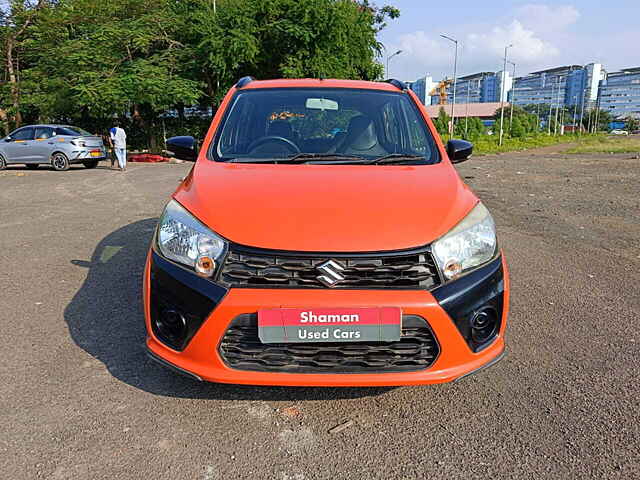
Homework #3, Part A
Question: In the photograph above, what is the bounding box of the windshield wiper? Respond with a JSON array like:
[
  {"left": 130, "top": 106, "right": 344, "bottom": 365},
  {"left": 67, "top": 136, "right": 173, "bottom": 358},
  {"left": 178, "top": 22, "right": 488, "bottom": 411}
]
[
  {"left": 366, "top": 154, "right": 428, "bottom": 165},
  {"left": 227, "top": 153, "right": 366, "bottom": 164}
]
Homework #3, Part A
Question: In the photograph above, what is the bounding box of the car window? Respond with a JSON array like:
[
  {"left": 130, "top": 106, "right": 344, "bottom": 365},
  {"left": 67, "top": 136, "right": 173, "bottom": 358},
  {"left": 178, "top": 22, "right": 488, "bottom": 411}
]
[
  {"left": 35, "top": 127, "right": 54, "bottom": 140},
  {"left": 11, "top": 127, "right": 35, "bottom": 141},
  {"left": 212, "top": 88, "right": 439, "bottom": 164},
  {"left": 57, "top": 126, "right": 91, "bottom": 136}
]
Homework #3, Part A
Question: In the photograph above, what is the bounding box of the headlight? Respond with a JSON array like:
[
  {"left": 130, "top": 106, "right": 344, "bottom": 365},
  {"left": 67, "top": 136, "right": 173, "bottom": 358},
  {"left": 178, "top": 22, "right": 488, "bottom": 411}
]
[
  {"left": 432, "top": 202, "right": 497, "bottom": 281},
  {"left": 156, "top": 200, "right": 227, "bottom": 276}
]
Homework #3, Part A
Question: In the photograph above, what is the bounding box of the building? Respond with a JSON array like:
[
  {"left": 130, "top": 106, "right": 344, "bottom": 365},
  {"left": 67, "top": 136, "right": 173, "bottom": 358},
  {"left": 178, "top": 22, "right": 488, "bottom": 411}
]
[
  {"left": 598, "top": 67, "right": 640, "bottom": 119},
  {"left": 407, "top": 75, "right": 436, "bottom": 105},
  {"left": 430, "top": 71, "right": 511, "bottom": 105},
  {"left": 510, "top": 63, "right": 603, "bottom": 112}
]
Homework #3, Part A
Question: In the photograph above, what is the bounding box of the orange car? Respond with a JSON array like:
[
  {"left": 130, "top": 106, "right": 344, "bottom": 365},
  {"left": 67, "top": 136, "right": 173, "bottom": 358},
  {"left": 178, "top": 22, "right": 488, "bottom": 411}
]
[{"left": 144, "top": 77, "right": 508, "bottom": 386}]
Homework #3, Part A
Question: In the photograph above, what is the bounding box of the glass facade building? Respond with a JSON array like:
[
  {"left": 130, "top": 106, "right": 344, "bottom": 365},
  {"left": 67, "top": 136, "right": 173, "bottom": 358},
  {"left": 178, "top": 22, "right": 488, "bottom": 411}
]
[
  {"left": 433, "top": 71, "right": 511, "bottom": 105},
  {"left": 598, "top": 67, "right": 640, "bottom": 119},
  {"left": 407, "top": 75, "right": 436, "bottom": 105},
  {"left": 510, "top": 64, "right": 603, "bottom": 112}
]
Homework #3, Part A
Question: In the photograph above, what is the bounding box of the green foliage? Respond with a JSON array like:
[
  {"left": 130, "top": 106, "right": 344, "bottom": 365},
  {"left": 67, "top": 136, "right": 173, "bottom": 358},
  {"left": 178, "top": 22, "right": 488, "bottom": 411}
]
[
  {"left": 623, "top": 116, "right": 640, "bottom": 132},
  {"left": 581, "top": 108, "right": 613, "bottom": 133},
  {"left": 510, "top": 116, "right": 526, "bottom": 138},
  {"left": 473, "top": 133, "right": 583, "bottom": 155},
  {"left": 565, "top": 135, "right": 640, "bottom": 154},
  {"left": 434, "top": 107, "right": 450, "bottom": 136},
  {"left": 454, "top": 116, "right": 485, "bottom": 141},
  {"left": 2, "top": 0, "right": 398, "bottom": 148}
]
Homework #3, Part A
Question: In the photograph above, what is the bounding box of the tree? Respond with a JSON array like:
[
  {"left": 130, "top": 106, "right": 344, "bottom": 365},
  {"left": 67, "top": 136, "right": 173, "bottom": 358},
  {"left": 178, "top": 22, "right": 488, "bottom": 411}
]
[
  {"left": 434, "top": 107, "right": 450, "bottom": 137},
  {"left": 5, "top": 0, "right": 398, "bottom": 147},
  {"left": 624, "top": 116, "right": 640, "bottom": 132},
  {"left": 1, "top": 0, "right": 50, "bottom": 131},
  {"left": 582, "top": 108, "right": 613, "bottom": 133},
  {"left": 454, "top": 116, "right": 485, "bottom": 140},
  {"left": 176, "top": 0, "right": 398, "bottom": 106},
  {"left": 510, "top": 117, "right": 526, "bottom": 138}
]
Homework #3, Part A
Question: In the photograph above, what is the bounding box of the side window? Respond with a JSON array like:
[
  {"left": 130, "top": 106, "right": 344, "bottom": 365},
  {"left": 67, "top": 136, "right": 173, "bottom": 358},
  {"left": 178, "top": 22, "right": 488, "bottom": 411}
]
[
  {"left": 57, "top": 127, "right": 80, "bottom": 136},
  {"left": 11, "top": 127, "right": 35, "bottom": 141},
  {"left": 35, "top": 127, "right": 54, "bottom": 140}
]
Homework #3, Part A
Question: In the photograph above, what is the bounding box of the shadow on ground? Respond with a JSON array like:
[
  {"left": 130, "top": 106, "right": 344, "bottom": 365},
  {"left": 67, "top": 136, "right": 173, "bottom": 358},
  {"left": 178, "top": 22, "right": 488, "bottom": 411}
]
[{"left": 65, "top": 218, "right": 392, "bottom": 400}]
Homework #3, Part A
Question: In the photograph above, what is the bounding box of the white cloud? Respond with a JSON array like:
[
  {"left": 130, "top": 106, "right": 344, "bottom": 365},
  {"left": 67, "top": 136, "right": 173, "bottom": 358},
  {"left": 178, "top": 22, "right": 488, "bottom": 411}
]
[
  {"left": 467, "top": 20, "right": 559, "bottom": 64},
  {"left": 384, "top": 3, "right": 581, "bottom": 81},
  {"left": 515, "top": 4, "right": 580, "bottom": 33}
]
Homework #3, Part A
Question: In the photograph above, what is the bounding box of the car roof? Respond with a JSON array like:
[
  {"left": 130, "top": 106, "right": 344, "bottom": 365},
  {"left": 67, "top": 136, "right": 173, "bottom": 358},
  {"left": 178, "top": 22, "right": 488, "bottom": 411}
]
[
  {"left": 239, "top": 78, "right": 402, "bottom": 92},
  {"left": 17, "top": 124, "right": 80, "bottom": 129}
]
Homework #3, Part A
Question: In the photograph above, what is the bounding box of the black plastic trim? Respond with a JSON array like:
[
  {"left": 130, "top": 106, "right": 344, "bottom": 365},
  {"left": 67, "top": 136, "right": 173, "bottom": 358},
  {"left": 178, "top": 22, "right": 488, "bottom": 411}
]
[
  {"left": 226, "top": 241, "right": 434, "bottom": 259},
  {"left": 385, "top": 79, "right": 407, "bottom": 90},
  {"left": 150, "top": 251, "right": 228, "bottom": 351},
  {"left": 218, "top": 314, "right": 440, "bottom": 374},
  {"left": 218, "top": 242, "right": 442, "bottom": 290},
  {"left": 152, "top": 250, "right": 227, "bottom": 301},
  {"left": 453, "top": 347, "right": 505, "bottom": 382},
  {"left": 235, "top": 76, "right": 255, "bottom": 88},
  {"left": 146, "top": 348, "right": 202, "bottom": 381},
  {"left": 432, "top": 256, "right": 504, "bottom": 352}
]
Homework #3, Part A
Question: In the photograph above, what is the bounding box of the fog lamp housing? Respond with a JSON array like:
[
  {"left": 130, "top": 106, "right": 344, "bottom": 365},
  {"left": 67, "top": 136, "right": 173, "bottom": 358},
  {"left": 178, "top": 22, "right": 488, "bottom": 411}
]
[
  {"left": 155, "top": 309, "right": 187, "bottom": 345},
  {"left": 470, "top": 307, "right": 498, "bottom": 344}
]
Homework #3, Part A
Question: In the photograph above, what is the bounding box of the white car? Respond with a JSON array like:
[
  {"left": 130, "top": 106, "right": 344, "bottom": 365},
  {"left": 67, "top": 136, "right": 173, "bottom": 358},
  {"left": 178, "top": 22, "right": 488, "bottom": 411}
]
[{"left": 610, "top": 129, "right": 629, "bottom": 136}]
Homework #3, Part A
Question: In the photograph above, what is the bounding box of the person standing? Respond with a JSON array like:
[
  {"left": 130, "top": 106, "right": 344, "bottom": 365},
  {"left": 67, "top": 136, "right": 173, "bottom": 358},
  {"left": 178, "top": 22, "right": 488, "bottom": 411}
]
[{"left": 109, "top": 123, "right": 127, "bottom": 171}]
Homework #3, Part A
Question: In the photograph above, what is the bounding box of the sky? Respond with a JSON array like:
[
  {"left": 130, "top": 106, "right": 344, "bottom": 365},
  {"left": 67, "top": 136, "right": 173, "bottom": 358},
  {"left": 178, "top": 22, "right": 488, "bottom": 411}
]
[{"left": 377, "top": 0, "right": 640, "bottom": 82}]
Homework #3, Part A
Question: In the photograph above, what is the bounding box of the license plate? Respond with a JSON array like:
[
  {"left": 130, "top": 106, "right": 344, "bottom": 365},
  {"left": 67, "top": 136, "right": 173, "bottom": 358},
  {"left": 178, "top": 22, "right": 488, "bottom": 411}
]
[
  {"left": 90, "top": 151, "right": 101, "bottom": 157},
  {"left": 258, "top": 307, "right": 401, "bottom": 344}
]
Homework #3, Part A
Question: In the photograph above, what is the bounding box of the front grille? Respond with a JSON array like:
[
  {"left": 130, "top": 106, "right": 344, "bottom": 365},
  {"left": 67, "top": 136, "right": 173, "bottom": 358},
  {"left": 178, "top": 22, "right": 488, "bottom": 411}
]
[
  {"left": 218, "top": 245, "right": 441, "bottom": 289},
  {"left": 218, "top": 314, "right": 440, "bottom": 373}
]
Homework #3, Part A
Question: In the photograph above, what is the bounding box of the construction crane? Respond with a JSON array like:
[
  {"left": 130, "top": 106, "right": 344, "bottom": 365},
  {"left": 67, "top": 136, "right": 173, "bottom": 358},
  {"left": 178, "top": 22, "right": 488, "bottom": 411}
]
[{"left": 429, "top": 78, "right": 452, "bottom": 105}]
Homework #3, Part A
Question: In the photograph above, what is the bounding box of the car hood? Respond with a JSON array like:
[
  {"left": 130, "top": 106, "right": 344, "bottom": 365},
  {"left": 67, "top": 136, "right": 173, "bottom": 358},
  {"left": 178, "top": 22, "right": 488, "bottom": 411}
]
[{"left": 173, "top": 161, "right": 478, "bottom": 252}]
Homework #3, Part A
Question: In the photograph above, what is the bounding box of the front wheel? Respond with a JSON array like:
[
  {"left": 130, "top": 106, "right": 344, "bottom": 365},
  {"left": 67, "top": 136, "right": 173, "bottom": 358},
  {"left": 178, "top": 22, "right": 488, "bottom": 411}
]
[
  {"left": 0, "top": 154, "right": 6, "bottom": 170},
  {"left": 51, "top": 152, "right": 70, "bottom": 171},
  {"left": 83, "top": 160, "right": 99, "bottom": 169},
  {"left": 26, "top": 164, "right": 39, "bottom": 170}
]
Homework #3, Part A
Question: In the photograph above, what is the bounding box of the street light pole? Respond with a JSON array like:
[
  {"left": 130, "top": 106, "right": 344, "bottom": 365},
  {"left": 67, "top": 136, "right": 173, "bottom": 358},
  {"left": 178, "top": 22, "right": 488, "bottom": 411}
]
[
  {"left": 441, "top": 34, "right": 458, "bottom": 138},
  {"left": 465, "top": 81, "right": 471, "bottom": 137},
  {"left": 386, "top": 50, "right": 402, "bottom": 78},
  {"left": 499, "top": 44, "right": 513, "bottom": 146},
  {"left": 508, "top": 60, "right": 516, "bottom": 133}
]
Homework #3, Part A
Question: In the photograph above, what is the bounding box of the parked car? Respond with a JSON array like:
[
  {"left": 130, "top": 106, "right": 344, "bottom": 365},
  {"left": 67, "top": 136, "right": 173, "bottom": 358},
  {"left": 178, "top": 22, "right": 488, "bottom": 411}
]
[
  {"left": 0, "top": 124, "right": 107, "bottom": 171},
  {"left": 610, "top": 129, "right": 629, "bottom": 136},
  {"left": 145, "top": 77, "right": 509, "bottom": 386}
]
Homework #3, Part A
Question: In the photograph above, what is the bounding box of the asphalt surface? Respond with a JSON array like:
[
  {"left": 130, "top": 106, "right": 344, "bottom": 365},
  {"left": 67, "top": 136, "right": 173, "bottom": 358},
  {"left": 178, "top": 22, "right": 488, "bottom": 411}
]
[{"left": 1, "top": 150, "right": 639, "bottom": 479}]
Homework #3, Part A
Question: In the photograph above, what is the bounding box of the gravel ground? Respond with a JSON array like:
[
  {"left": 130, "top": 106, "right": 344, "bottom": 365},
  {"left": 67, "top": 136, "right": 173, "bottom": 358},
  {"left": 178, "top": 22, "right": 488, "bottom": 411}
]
[{"left": 1, "top": 150, "right": 638, "bottom": 480}]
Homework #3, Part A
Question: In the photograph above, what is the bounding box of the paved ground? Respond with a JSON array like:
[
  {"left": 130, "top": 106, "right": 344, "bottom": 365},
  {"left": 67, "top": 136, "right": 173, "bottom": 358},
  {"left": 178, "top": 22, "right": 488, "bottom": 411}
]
[{"left": 1, "top": 151, "right": 639, "bottom": 480}]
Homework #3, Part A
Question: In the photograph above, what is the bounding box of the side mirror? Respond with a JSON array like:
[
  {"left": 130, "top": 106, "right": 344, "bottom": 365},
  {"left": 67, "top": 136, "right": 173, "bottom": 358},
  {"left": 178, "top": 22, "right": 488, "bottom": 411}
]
[
  {"left": 446, "top": 139, "right": 473, "bottom": 164},
  {"left": 166, "top": 136, "right": 198, "bottom": 162},
  {"left": 5, "top": 136, "right": 12, "bottom": 142}
]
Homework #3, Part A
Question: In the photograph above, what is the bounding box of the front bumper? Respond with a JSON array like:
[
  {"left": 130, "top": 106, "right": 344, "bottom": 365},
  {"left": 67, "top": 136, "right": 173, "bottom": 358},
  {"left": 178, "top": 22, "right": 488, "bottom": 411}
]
[{"left": 143, "top": 251, "right": 509, "bottom": 386}]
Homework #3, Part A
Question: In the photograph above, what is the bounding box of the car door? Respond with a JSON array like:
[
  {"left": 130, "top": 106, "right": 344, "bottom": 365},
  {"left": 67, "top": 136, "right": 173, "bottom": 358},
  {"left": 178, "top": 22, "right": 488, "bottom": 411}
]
[
  {"left": 32, "top": 127, "right": 55, "bottom": 163},
  {"left": 3, "top": 127, "right": 35, "bottom": 163}
]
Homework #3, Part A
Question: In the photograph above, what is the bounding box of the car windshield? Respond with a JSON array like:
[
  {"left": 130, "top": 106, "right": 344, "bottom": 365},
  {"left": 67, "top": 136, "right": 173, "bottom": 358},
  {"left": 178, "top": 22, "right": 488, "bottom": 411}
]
[{"left": 211, "top": 88, "right": 440, "bottom": 164}]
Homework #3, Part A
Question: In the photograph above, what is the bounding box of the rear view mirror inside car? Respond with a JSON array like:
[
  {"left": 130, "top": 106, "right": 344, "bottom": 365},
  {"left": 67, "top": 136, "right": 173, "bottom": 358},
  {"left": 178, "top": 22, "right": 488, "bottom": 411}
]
[{"left": 305, "top": 98, "right": 338, "bottom": 111}]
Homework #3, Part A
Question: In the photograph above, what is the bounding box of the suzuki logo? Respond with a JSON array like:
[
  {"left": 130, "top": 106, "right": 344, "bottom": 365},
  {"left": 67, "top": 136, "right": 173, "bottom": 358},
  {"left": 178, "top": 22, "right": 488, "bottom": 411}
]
[{"left": 316, "top": 259, "right": 346, "bottom": 287}]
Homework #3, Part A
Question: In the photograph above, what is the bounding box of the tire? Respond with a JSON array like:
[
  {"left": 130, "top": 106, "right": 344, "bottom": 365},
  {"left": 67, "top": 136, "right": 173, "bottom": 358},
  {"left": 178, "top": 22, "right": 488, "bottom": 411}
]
[
  {"left": 26, "top": 164, "right": 39, "bottom": 170},
  {"left": 0, "top": 154, "right": 6, "bottom": 170},
  {"left": 51, "top": 152, "right": 70, "bottom": 171},
  {"left": 83, "top": 160, "right": 99, "bottom": 169}
]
